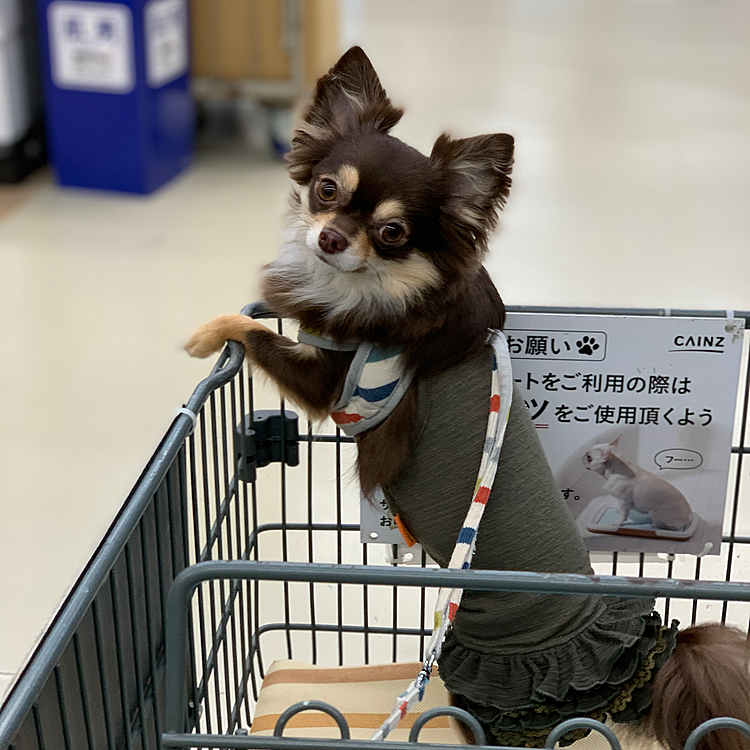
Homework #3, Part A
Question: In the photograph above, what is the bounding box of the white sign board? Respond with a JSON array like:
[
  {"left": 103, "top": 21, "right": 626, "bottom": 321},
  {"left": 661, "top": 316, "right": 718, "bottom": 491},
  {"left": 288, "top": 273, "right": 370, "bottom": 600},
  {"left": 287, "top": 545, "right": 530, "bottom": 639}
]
[
  {"left": 48, "top": 1, "right": 134, "bottom": 93},
  {"left": 145, "top": 0, "right": 188, "bottom": 88},
  {"left": 360, "top": 486, "right": 403, "bottom": 544},
  {"left": 506, "top": 314, "right": 744, "bottom": 556},
  {"left": 360, "top": 314, "right": 744, "bottom": 559}
]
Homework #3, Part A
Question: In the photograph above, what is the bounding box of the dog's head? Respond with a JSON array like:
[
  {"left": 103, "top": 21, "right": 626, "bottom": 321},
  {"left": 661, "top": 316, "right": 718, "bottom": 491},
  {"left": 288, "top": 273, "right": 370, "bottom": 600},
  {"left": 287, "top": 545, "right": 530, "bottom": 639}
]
[
  {"left": 583, "top": 436, "right": 621, "bottom": 474},
  {"left": 264, "top": 47, "right": 514, "bottom": 332}
]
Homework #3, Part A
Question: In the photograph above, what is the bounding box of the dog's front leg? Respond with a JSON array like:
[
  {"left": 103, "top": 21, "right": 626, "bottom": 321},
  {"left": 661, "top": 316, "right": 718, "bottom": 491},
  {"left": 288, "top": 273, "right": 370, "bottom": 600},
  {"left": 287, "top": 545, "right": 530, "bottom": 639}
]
[
  {"left": 186, "top": 314, "right": 349, "bottom": 418},
  {"left": 610, "top": 498, "right": 632, "bottom": 528},
  {"left": 185, "top": 314, "right": 269, "bottom": 359}
]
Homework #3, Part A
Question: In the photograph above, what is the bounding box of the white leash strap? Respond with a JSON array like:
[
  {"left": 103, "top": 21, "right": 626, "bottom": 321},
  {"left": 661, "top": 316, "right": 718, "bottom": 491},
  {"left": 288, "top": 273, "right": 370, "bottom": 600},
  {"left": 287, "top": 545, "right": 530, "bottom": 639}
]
[{"left": 371, "top": 331, "right": 514, "bottom": 741}]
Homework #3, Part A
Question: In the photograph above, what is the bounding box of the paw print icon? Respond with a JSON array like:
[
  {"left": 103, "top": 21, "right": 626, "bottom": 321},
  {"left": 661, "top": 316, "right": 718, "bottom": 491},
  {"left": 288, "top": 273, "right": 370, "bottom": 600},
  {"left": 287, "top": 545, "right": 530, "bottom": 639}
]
[{"left": 576, "top": 336, "right": 600, "bottom": 356}]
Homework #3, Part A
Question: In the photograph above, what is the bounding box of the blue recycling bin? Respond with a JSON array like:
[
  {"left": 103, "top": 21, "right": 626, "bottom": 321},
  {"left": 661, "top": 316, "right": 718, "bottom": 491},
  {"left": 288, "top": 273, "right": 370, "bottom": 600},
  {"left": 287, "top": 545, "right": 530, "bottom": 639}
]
[{"left": 37, "top": 0, "right": 193, "bottom": 194}]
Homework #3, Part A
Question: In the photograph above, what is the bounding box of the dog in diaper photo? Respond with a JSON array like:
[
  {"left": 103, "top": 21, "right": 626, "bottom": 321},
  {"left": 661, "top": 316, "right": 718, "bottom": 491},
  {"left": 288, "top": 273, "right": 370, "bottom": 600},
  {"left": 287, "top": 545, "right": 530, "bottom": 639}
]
[
  {"left": 583, "top": 436, "right": 697, "bottom": 538},
  {"left": 186, "top": 47, "right": 750, "bottom": 750}
]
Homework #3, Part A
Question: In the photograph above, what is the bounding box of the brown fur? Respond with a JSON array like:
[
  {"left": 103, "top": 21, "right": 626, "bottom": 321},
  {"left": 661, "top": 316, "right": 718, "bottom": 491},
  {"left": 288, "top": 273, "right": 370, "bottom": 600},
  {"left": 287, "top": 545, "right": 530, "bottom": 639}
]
[
  {"left": 645, "top": 624, "right": 750, "bottom": 750},
  {"left": 242, "top": 327, "right": 352, "bottom": 419},
  {"left": 336, "top": 164, "right": 360, "bottom": 196},
  {"left": 372, "top": 198, "right": 405, "bottom": 223},
  {"left": 448, "top": 693, "right": 484, "bottom": 745},
  {"left": 286, "top": 48, "right": 404, "bottom": 185},
  {"left": 188, "top": 48, "right": 511, "bottom": 488},
  {"left": 184, "top": 314, "right": 268, "bottom": 358},
  {"left": 249, "top": 47, "right": 510, "bottom": 488},
  {"left": 185, "top": 315, "right": 352, "bottom": 421},
  {"left": 356, "top": 383, "right": 418, "bottom": 496},
  {"left": 187, "top": 48, "right": 750, "bottom": 750}
]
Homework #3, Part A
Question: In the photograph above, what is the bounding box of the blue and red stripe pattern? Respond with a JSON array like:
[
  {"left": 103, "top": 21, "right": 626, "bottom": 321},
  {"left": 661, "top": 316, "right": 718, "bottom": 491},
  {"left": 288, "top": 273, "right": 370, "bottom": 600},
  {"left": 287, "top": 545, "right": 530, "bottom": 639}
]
[
  {"left": 330, "top": 346, "right": 415, "bottom": 436},
  {"left": 330, "top": 346, "right": 406, "bottom": 432},
  {"left": 297, "top": 328, "right": 416, "bottom": 437}
]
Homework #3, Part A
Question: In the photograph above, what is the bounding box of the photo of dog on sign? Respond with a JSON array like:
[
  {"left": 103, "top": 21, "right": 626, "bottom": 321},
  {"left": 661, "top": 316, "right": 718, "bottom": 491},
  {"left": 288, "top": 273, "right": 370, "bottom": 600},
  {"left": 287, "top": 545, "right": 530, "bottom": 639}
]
[
  {"left": 553, "top": 428, "right": 723, "bottom": 556},
  {"left": 582, "top": 436, "right": 699, "bottom": 540}
]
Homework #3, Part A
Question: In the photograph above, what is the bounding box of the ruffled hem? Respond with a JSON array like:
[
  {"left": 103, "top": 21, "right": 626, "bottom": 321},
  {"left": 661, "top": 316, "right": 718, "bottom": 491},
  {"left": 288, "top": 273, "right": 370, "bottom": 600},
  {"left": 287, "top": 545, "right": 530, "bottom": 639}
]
[
  {"left": 444, "top": 610, "right": 679, "bottom": 747},
  {"left": 438, "top": 597, "right": 669, "bottom": 710}
]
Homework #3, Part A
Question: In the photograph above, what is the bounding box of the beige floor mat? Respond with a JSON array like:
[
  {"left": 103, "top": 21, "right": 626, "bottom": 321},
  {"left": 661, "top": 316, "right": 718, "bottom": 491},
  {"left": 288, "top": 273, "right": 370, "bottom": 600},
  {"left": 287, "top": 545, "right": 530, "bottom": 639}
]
[
  {"left": 248, "top": 660, "right": 465, "bottom": 744},
  {"left": 247, "top": 660, "right": 663, "bottom": 749}
]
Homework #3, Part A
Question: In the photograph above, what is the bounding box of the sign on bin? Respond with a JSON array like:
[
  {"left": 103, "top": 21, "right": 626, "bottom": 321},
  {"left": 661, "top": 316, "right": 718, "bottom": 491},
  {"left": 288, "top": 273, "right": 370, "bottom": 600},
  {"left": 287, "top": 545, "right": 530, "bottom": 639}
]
[
  {"left": 145, "top": 0, "right": 188, "bottom": 87},
  {"left": 48, "top": 1, "right": 134, "bottom": 93}
]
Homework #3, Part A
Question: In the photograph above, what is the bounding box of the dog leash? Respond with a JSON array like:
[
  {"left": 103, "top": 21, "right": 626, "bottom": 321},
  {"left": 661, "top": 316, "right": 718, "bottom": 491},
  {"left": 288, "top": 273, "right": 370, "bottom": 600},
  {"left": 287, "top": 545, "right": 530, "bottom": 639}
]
[{"left": 371, "top": 329, "right": 514, "bottom": 741}]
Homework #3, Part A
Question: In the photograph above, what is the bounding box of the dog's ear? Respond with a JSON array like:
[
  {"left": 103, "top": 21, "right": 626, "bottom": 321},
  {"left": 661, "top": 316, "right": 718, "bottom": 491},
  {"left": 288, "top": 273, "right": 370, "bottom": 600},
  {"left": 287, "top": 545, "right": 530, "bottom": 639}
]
[
  {"left": 431, "top": 133, "right": 514, "bottom": 252},
  {"left": 310, "top": 46, "right": 402, "bottom": 134},
  {"left": 286, "top": 47, "right": 403, "bottom": 184}
]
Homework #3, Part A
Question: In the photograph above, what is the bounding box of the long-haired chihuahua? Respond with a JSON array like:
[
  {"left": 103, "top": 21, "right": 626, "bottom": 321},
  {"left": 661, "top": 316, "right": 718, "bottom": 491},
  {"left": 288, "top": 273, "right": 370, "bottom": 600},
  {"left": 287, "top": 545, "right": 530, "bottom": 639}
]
[{"left": 186, "top": 47, "right": 750, "bottom": 750}]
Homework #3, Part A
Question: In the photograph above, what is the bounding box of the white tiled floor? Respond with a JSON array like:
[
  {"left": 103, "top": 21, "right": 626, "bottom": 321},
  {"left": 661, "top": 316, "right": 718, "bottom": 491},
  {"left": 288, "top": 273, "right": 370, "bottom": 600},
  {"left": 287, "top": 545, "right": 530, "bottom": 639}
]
[
  {"left": 0, "top": 149, "right": 291, "bottom": 695},
  {"left": 2, "top": 0, "right": 750, "bottom": 703}
]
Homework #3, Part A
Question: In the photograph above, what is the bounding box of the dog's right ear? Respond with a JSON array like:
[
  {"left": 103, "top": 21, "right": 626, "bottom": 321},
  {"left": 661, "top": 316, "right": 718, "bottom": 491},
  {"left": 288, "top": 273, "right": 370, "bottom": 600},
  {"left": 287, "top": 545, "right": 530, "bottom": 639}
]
[{"left": 286, "top": 47, "right": 403, "bottom": 184}]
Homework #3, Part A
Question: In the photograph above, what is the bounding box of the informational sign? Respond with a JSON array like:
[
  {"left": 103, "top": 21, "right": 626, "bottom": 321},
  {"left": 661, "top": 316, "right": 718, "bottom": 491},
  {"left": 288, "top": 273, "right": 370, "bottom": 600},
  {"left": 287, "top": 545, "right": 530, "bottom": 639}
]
[
  {"left": 361, "top": 486, "right": 403, "bottom": 544},
  {"left": 360, "top": 487, "right": 431, "bottom": 564},
  {"left": 145, "top": 0, "right": 188, "bottom": 88},
  {"left": 506, "top": 314, "right": 744, "bottom": 556},
  {"left": 48, "top": 1, "right": 134, "bottom": 93},
  {"left": 360, "top": 314, "right": 744, "bottom": 559}
]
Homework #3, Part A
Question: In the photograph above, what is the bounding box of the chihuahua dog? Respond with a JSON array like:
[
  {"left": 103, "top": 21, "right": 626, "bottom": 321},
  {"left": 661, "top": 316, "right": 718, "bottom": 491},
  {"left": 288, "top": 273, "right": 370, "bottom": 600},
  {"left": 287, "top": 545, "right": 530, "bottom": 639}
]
[
  {"left": 187, "top": 48, "right": 750, "bottom": 750},
  {"left": 584, "top": 436, "right": 694, "bottom": 530},
  {"left": 185, "top": 46, "right": 510, "bottom": 497}
]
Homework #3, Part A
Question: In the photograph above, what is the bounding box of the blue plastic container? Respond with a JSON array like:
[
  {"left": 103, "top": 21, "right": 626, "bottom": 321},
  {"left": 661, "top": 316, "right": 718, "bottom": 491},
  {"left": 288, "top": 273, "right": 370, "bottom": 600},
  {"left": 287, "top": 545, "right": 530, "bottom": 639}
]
[{"left": 36, "top": 0, "right": 193, "bottom": 194}]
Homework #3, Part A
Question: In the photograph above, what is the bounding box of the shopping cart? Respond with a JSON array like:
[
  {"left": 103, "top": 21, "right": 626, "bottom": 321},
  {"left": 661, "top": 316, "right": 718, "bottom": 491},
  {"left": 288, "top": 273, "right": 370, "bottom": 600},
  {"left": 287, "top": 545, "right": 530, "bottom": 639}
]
[{"left": 2, "top": 303, "right": 750, "bottom": 750}]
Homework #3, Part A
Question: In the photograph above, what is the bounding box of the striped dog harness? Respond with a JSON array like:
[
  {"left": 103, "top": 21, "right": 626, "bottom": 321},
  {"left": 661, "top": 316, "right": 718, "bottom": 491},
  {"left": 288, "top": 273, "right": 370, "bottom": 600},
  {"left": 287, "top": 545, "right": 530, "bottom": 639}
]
[{"left": 297, "top": 328, "right": 415, "bottom": 437}]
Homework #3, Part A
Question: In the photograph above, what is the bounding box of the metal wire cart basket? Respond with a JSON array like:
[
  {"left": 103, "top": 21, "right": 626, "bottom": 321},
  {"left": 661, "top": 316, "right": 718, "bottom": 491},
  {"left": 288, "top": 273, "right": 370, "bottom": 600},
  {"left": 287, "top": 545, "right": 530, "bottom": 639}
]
[{"left": 2, "top": 304, "right": 750, "bottom": 750}]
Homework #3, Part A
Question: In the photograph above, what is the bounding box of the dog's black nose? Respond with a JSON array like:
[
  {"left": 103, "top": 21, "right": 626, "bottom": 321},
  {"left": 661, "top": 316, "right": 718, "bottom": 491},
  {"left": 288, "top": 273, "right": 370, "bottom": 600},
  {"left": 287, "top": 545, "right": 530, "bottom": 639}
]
[{"left": 318, "top": 228, "right": 349, "bottom": 254}]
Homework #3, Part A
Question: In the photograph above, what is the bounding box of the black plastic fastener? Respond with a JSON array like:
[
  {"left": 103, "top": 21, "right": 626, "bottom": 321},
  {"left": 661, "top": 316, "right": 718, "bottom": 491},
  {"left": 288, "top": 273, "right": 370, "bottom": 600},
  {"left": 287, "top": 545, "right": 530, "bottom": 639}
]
[{"left": 235, "top": 410, "right": 300, "bottom": 483}]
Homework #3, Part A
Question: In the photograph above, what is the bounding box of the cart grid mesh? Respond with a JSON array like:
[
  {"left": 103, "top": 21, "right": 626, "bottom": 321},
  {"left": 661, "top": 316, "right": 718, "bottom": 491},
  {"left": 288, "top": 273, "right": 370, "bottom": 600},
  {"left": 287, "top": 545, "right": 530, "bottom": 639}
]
[{"left": 1, "top": 305, "right": 749, "bottom": 750}]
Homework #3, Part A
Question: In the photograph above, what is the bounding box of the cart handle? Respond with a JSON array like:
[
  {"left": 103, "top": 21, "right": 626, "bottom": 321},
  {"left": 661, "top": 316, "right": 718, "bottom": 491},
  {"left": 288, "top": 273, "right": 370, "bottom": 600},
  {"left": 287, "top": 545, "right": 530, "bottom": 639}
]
[
  {"left": 274, "top": 701, "right": 351, "bottom": 739},
  {"left": 684, "top": 718, "right": 750, "bottom": 750},
  {"left": 409, "top": 707, "right": 486, "bottom": 746},
  {"left": 545, "top": 718, "right": 621, "bottom": 750}
]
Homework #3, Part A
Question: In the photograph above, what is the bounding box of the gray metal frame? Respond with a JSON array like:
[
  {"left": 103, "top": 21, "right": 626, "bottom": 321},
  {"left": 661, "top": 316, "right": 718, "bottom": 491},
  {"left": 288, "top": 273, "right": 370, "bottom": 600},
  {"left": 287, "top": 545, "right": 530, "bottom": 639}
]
[
  {"left": 1, "top": 303, "right": 749, "bottom": 750},
  {"left": 161, "top": 561, "right": 750, "bottom": 750}
]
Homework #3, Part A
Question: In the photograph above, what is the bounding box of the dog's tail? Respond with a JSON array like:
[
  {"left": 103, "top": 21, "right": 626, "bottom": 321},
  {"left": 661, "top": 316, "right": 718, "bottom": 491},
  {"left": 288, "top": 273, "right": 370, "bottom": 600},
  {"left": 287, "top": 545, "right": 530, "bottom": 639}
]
[{"left": 645, "top": 624, "right": 750, "bottom": 750}]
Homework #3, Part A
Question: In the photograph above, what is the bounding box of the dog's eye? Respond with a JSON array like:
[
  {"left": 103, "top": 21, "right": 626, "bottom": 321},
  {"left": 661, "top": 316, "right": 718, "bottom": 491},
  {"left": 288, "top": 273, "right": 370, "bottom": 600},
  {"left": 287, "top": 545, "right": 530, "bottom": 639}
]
[
  {"left": 379, "top": 223, "right": 406, "bottom": 245},
  {"left": 317, "top": 179, "right": 337, "bottom": 202}
]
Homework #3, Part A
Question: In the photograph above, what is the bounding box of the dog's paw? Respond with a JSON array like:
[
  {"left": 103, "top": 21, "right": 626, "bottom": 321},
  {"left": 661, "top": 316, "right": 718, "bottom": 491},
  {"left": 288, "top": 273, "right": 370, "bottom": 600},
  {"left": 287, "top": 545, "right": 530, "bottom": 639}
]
[
  {"left": 185, "top": 317, "right": 235, "bottom": 358},
  {"left": 185, "top": 314, "right": 267, "bottom": 358}
]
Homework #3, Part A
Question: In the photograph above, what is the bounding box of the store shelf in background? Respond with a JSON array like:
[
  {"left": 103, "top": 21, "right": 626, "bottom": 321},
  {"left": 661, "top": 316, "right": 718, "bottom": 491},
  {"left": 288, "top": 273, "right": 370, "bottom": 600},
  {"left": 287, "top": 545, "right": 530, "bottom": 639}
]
[{"left": 190, "top": 0, "right": 340, "bottom": 103}]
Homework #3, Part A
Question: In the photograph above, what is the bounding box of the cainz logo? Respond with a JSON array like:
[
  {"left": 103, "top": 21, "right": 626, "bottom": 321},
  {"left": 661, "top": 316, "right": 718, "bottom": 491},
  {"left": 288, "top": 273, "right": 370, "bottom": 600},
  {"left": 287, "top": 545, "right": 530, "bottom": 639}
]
[{"left": 669, "top": 335, "right": 725, "bottom": 354}]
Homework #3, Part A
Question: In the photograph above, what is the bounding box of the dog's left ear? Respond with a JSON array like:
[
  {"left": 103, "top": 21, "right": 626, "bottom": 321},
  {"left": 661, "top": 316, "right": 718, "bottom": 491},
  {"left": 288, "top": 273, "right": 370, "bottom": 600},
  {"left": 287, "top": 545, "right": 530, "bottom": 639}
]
[
  {"left": 431, "top": 133, "right": 514, "bottom": 251},
  {"left": 286, "top": 47, "right": 403, "bottom": 184}
]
